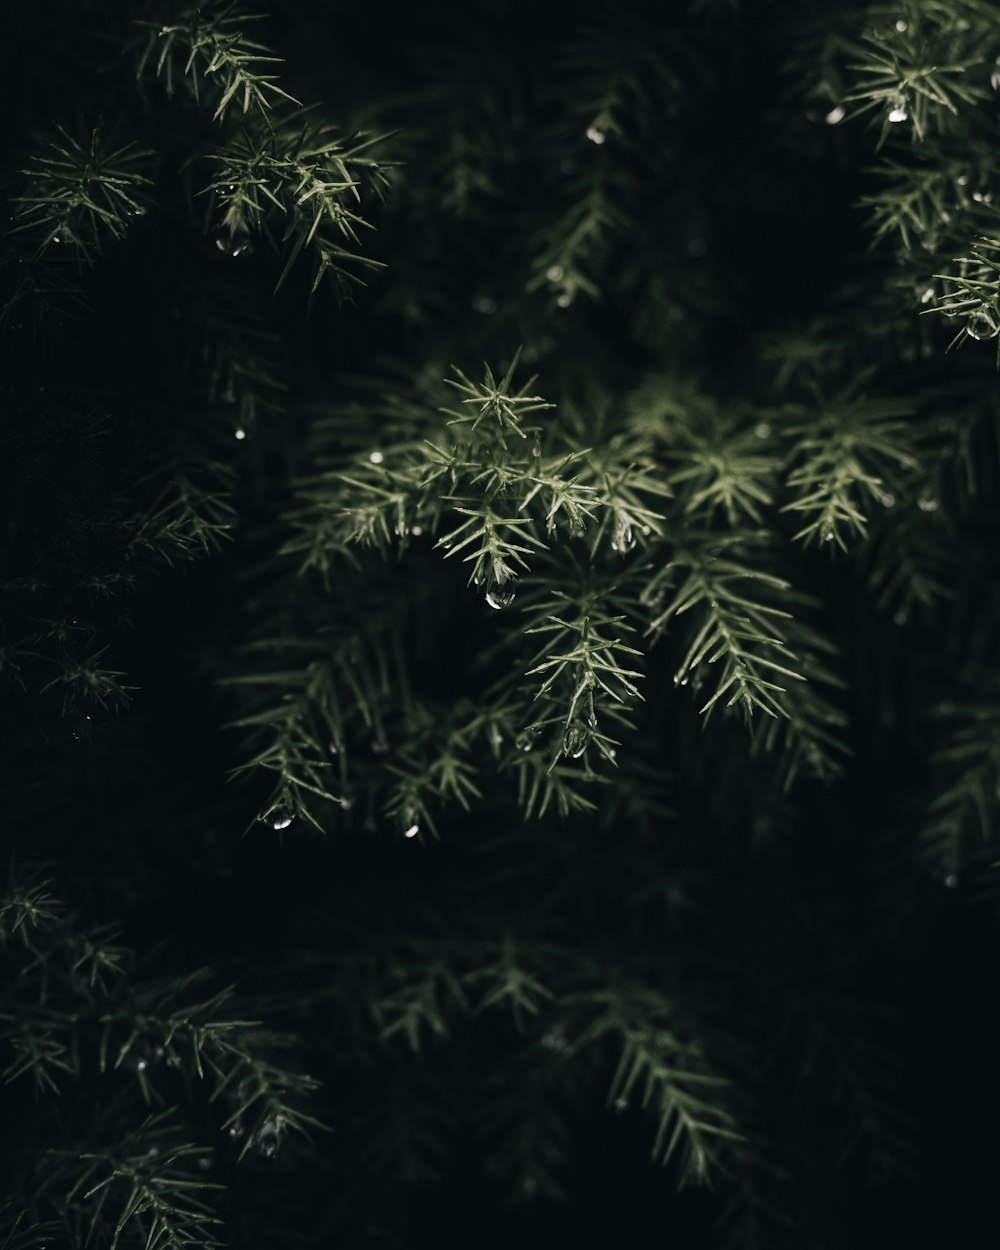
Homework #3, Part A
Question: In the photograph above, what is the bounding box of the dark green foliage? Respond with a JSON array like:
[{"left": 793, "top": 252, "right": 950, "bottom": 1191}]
[{"left": 4, "top": 0, "right": 1000, "bottom": 1247}]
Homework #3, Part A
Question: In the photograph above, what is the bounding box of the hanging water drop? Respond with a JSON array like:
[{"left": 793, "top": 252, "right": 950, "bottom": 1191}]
[
  {"left": 880, "top": 493, "right": 896, "bottom": 508},
  {"left": 562, "top": 722, "right": 588, "bottom": 758},
  {"left": 825, "top": 105, "right": 845, "bottom": 125},
  {"left": 556, "top": 291, "right": 572, "bottom": 308},
  {"left": 639, "top": 583, "right": 664, "bottom": 610},
  {"left": 823, "top": 530, "right": 834, "bottom": 542},
  {"left": 917, "top": 493, "right": 939, "bottom": 512},
  {"left": 887, "top": 95, "right": 908, "bottom": 123},
  {"left": 586, "top": 125, "right": 606, "bottom": 144},
  {"left": 754, "top": 421, "right": 771, "bottom": 439},
  {"left": 369, "top": 450, "right": 384, "bottom": 464},
  {"left": 920, "top": 287, "right": 935, "bottom": 305},
  {"left": 472, "top": 294, "right": 498, "bottom": 314},
  {"left": 371, "top": 737, "right": 390, "bottom": 755},
  {"left": 234, "top": 426, "right": 247, "bottom": 440},
  {"left": 944, "top": 873, "right": 959, "bottom": 889},
  {"left": 546, "top": 264, "right": 565, "bottom": 282},
  {"left": 404, "top": 824, "right": 419, "bottom": 838},
  {"left": 255, "top": 1121, "right": 279, "bottom": 1159},
  {"left": 269, "top": 808, "right": 293, "bottom": 831},
  {"left": 965, "top": 307, "right": 1000, "bottom": 340},
  {"left": 486, "top": 585, "right": 516, "bottom": 609},
  {"left": 515, "top": 725, "right": 542, "bottom": 752},
  {"left": 611, "top": 516, "right": 635, "bottom": 553}
]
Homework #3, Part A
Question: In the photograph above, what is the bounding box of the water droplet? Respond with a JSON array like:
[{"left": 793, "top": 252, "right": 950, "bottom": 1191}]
[
  {"left": 887, "top": 95, "right": 908, "bottom": 123},
  {"left": 338, "top": 797, "right": 353, "bottom": 811},
  {"left": 754, "top": 421, "right": 771, "bottom": 439},
  {"left": 673, "top": 673, "right": 689, "bottom": 687},
  {"left": 329, "top": 741, "right": 340, "bottom": 755},
  {"left": 411, "top": 524, "right": 423, "bottom": 536},
  {"left": 973, "top": 190, "right": 993, "bottom": 204},
  {"left": 215, "top": 222, "right": 251, "bottom": 256},
  {"left": 823, "top": 530, "right": 834, "bottom": 542},
  {"left": 562, "top": 722, "right": 588, "bottom": 758},
  {"left": 404, "top": 824, "right": 419, "bottom": 838},
  {"left": 639, "top": 583, "right": 664, "bottom": 610},
  {"left": 893, "top": 608, "right": 908, "bottom": 626},
  {"left": 371, "top": 738, "right": 390, "bottom": 755},
  {"left": 920, "top": 286, "right": 936, "bottom": 304},
  {"left": 129, "top": 205, "right": 148, "bottom": 218},
  {"left": 136, "top": 1058, "right": 148, "bottom": 1072},
  {"left": 614, "top": 1097, "right": 629, "bottom": 1112},
  {"left": 895, "top": 18, "right": 907, "bottom": 32},
  {"left": 992, "top": 61, "right": 1000, "bottom": 92},
  {"left": 269, "top": 808, "right": 293, "bottom": 831},
  {"left": 255, "top": 1122, "right": 279, "bottom": 1159},
  {"left": 880, "top": 493, "right": 896, "bottom": 507},
  {"left": 556, "top": 291, "right": 572, "bottom": 308},
  {"left": 228, "top": 1122, "right": 244, "bottom": 1139},
  {"left": 369, "top": 450, "right": 384, "bottom": 464},
  {"left": 825, "top": 105, "right": 845, "bottom": 125},
  {"left": 546, "top": 264, "right": 565, "bottom": 282},
  {"left": 197, "top": 1156, "right": 213, "bottom": 1171},
  {"left": 472, "top": 294, "right": 497, "bottom": 314},
  {"left": 917, "top": 493, "right": 939, "bottom": 512},
  {"left": 611, "top": 516, "right": 635, "bottom": 553},
  {"left": 586, "top": 125, "right": 606, "bottom": 144},
  {"left": 965, "top": 307, "right": 1000, "bottom": 340},
  {"left": 234, "top": 426, "right": 247, "bottom": 440},
  {"left": 541, "top": 1024, "right": 568, "bottom": 1052},
  {"left": 486, "top": 585, "right": 516, "bottom": 609},
  {"left": 515, "top": 725, "right": 542, "bottom": 752},
  {"left": 944, "top": 873, "right": 959, "bottom": 889}
]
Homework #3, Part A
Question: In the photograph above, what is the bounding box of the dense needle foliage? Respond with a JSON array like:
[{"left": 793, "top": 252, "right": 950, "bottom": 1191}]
[{"left": 3, "top": 1, "right": 1000, "bottom": 1246}]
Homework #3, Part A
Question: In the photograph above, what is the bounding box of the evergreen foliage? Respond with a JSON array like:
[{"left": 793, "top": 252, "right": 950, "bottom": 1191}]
[{"left": 4, "top": 0, "right": 1000, "bottom": 1246}]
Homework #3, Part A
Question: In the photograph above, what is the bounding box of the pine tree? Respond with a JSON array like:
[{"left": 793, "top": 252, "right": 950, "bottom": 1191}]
[{"left": 4, "top": 1, "right": 1000, "bottom": 1246}]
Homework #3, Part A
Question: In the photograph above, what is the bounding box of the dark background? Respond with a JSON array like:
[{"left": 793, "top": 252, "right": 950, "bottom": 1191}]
[{"left": 2, "top": 1, "right": 997, "bottom": 1246}]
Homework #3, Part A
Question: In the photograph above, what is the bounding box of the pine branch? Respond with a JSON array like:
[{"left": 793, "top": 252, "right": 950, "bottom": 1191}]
[
  {"left": 780, "top": 376, "right": 917, "bottom": 551},
  {"left": 921, "top": 685, "right": 1000, "bottom": 872},
  {"left": 134, "top": 2, "right": 299, "bottom": 121},
  {"left": 61, "top": 1114, "right": 224, "bottom": 1250},
  {"left": 10, "top": 123, "right": 152, "bottom": 262},
  {"left": 647, "top": 534, "right": 805, "bottom": 722},
  {"left": 569, "top": 981, "right": 745, "bottom": 1184},
  {"left": 206, "top": 119, "right": 390, "bottom": 295}
]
